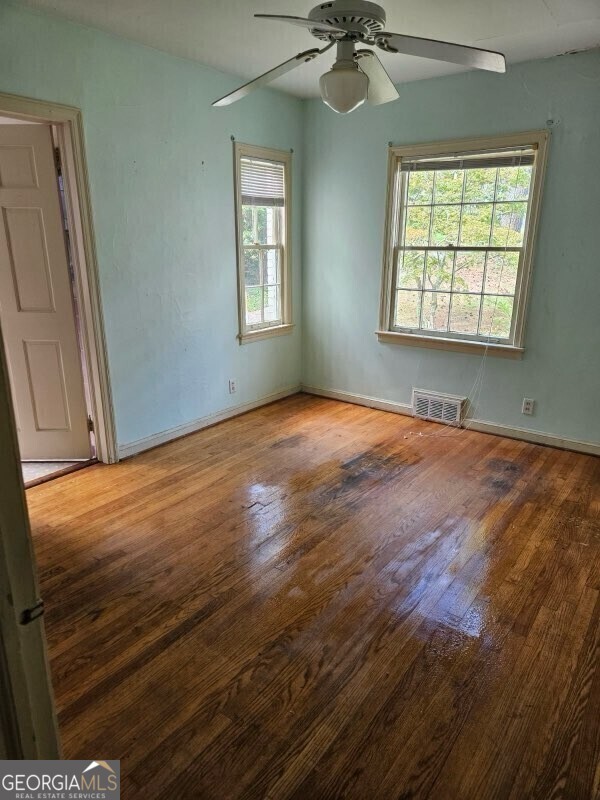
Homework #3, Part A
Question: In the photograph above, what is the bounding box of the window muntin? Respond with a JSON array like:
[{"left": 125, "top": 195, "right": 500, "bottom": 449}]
[
  {"left": 386, "top": 140, "right": 544, "bottom": 347},
  {"left": 235, "top": 147, "right": 291, "bottom": 339}
]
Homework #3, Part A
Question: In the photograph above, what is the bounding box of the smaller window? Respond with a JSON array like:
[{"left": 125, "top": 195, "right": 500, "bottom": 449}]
[
  {"left": 378, "top": 132, "right": 548, "bottom": 355},
  {"left": 234, "top": 143, "right": 292, "bottom": 343}
]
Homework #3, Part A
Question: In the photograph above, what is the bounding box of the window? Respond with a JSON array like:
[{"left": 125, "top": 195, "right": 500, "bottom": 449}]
[
  {"left": 234, "top": 143, "right": 292, "bottom": 343},
  {"left": 379, "top": 132, "right": 548, "bottom": 354}
]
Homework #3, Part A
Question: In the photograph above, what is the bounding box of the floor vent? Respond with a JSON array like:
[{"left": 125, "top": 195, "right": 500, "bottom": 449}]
[{"left": 412, "top": 388, "right": 466, "bottom": 427}]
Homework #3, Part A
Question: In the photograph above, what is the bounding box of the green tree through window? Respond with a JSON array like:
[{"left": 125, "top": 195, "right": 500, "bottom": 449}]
[{"left": 394, "top": 159, "right": 533, "bottom": 340}]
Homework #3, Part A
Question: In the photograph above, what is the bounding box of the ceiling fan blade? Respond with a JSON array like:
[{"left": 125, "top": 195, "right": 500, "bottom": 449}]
[
  {"left": 376, "top": 32, "right": 506, "bottom": 73},
  {"left": 355, "top": 50, "right": 400, "bottom": 105},
  {"left": 254, "top": 14, "right": 347, "bottom": 34},
  {"left": 213, "top": 44, "right": 333, "bottom": 107}
]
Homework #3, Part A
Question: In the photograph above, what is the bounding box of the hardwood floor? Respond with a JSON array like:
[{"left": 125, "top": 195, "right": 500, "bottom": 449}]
[{"left": 26, "top": 394, "right": 600, "bottom": 799}]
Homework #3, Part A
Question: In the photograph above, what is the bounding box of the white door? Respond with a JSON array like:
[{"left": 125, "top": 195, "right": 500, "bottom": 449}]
[
  {"left": 0, "top": 124, "right": 91, "bottom": 460},
  {"left": 0, "top": 320, "right": 60, "bottom": 758}
]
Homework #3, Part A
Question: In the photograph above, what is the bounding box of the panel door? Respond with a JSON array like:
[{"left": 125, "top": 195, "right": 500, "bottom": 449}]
[{"left": 0, "top": 123, "right": 90, "bottom": 459}]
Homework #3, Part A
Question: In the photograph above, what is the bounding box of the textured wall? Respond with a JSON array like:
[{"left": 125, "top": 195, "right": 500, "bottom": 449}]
[
  {"left": 1, "top": 2, "right": 598, "bottom": 449},
  {"left": 302, "top": 49, "right": 600, "bottom": 445},
  {"left": 0, "top": 3, "right": 304, "bottom": 447}
]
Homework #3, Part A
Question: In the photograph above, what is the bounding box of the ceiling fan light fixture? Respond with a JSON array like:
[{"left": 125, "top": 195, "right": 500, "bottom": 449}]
[
  {"left": 319, "top": 61, "right": 369, "bottom": 114},
  {"left": 212, "top": 2, "right": 505, "bottom": 110}
]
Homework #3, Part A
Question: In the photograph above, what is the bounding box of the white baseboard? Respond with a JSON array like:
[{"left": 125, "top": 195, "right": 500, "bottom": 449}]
[
  {"left": 301, "top": 385, "right": 599, "bottom": 457},
  {"left": 118, "top": 383, "right": 598, "bottom": 460},
  {"left": 301, "top": 385, "right": 413, "bottom": 416},
  {"left": 465, "top": 419, "right": 599, "bottom": 456},
  {"left": 118, "top": 386, "right": 301, "bottom": 459}
]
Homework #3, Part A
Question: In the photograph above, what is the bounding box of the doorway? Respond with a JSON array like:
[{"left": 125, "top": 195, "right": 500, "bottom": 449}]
[
  {"left": 0, "top": 92, "right": 117, "bottom": 760},
  {"left": 0, "top": 93, "right": 116, "bottom": 477}
]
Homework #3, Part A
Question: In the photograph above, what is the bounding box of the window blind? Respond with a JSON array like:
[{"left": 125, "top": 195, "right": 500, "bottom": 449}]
[
  {"left": 400, "top": 147, "right": 536, "bottom": 172},
  {"left": 241, "top": 156, "right": 285, "bottom": 207}
]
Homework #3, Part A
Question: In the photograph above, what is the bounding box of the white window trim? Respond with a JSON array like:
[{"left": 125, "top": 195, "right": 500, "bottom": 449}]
[
  {"left": 233, "top": 142, "right": 293, "bottom": 344},
  {"left": 378, "top": 130, "right": 549, "bottom": 356}
]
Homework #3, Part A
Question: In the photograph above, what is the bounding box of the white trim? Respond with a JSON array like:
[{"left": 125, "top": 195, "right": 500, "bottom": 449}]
[
  {"left": 239, "top": 322, "right": 294, "bottom": 344},
  {"left": 119, "top": 386, "right": 301, "bottom": 459},
  {"left": 301, "top": 385, "right": 412, "bottom": 416},
  {"left": 301, "top": 385, "right": 599, "bottom": 457},
  {"left": 466, "top": 419, "right": 600, "bottom": 457},
  {"left": 0, "top": 91, "right": 117, "bottom": 464},
  {"left": 387, "top": 130, "right": 550, "bottom": 158},
  {"left": 376, "top": 330, "right": 524, "bottom": 358}
]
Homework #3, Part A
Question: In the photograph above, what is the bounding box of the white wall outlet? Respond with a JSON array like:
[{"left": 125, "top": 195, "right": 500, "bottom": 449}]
[
  {"left": 228, "top": 379, "right": 236, "bottom": 394},
  {"left": 522, "top": 397, "right": 535, "bottom": 415}
]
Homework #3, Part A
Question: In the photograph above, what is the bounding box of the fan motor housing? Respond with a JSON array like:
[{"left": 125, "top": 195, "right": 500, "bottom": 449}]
[{"left": 308, "top": 0, "right": 387, "bottom": 42}]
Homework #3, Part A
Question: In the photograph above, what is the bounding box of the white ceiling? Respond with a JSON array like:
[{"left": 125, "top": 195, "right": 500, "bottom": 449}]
[{"left": 18, "top": 0, "right": 600, "bottom": 97}]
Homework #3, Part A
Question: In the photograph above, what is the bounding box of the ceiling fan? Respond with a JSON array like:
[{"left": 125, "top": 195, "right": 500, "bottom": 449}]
[{"left": 213, "top": 1, "right": 506, "bottom": 114}]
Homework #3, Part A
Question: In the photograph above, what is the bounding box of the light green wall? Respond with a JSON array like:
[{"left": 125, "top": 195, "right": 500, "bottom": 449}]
[
  {"left": 0, "top": 3, "right": 304, "bottom": 447},
  {"left": 302, "top": 49, "right": 600, "bottom": 445},
  {"left": 1, "top": 2, "right": 598, "bottom": 449}
]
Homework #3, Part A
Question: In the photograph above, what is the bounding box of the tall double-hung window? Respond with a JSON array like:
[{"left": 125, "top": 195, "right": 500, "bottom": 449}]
[{"left": 234, "top": 143, "right": 292, "bottom": 343}]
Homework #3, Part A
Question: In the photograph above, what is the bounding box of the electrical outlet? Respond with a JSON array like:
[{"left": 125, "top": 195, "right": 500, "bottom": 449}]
[
  {"left": 522, "top": 397, "right": 535, "bottom": 415},
  {"left": 228, "top": 379, "right": 236, "bottom": 394}
]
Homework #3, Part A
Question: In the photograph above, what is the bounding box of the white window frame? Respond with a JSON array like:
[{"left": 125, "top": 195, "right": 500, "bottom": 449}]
[
  {"left": 378, "top": 131, "right": 549, "bottom": 357},
  {"left": 234, "top": 142, "right": 293, "bottom": 344}
]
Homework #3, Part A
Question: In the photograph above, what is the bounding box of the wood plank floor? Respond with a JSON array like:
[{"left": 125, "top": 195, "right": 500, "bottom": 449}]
[{"left": 26, "top": 394, "right": 600, "bottom": 799}]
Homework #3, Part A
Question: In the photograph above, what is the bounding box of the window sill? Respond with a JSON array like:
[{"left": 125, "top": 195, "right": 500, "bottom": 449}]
[
  {"left": 376, "top": 330, "right": 524, "bottom": 359},
  {"left": 238, "top": 323, "right": 294, "bottom": 344}
]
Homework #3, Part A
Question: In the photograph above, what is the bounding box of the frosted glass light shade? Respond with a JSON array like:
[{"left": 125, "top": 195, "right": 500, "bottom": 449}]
[{"left": 319, "top": 64, "right": 368, "bottom": 114}]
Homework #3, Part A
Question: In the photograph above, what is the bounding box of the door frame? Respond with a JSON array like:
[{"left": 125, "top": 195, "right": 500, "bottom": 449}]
[{"left": 0, "top": 91, "right": 117, "bottom": 463}]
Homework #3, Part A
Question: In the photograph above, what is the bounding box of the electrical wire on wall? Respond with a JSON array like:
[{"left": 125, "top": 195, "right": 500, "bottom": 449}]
[{"left": 403, "top": 151, "right": 527, "bottom": 442}]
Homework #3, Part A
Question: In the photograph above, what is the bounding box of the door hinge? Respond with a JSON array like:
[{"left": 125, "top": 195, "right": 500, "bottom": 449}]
[
  {"left": 87, "top": 415, "right": 94, "bottom": 433},
  {"left": 20, "top": 599, "right": 44, "bottom": 625},
  {"left": 54, "top": 146, "right": 62, "bottom": 175}
]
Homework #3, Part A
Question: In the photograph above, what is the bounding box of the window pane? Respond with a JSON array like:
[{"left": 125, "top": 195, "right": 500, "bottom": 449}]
[
  {"left": 244, "top": 248, "right": 261, "bottom": 287},
  {"left": 406, "top": 170, "right": 434, "bottom": 205},
  {"left": 397, "top": 250, "right": 425, "bottom": 288},
  {"left": 256, "top": 206, "right": 281, "bottom": 245},
  {"left": 453, "top": 251, "right": 486, "bottom": 293},
  {"left": 245, "top": 287, "right": 262, "bottom": 326},
  {"left": 491, "top": 202, "right": 528, "bottom": 247},
  {"left": 242, "top": 205, "right": 281, "bottom": 246},
  {"left": 450, "top": 294, "right": 481, "bottom": 335},
  {"left": 484, "top": 252, "right": 519, "bottom": 295},
  {"left": 460, "top": 203, "right": 493, "bottom": 246},
  {"left": 425, "top": 250, "right": 453, "bottom": 291},
  {"left": 479, "top": 295, "right": 514, "bottom": 338},
  {"left": 421, "top": 292, "right": 450, "bottom": 331},
  {"left": 434, "top": 170, "right": 464, "bottom": 204},
  {"left": 430, "top": 205, "right": 460, "bottom": 246},
  {"left": 242, "top": 207, "right": 254, "bottom": 245},
  {"left": 464, "top": 167, "right": 497, "bottom": 203},
  {"left": 496, "top": 165, "right": 532, "bottom": 201},
  {"left": 264, "top": 285, "right": 280, "bottom": 322},
  {"left": 265, "top": 249, "right": 279, "bottom": 285},
  {"left": 256, "top": 207, "right": 268, "bottom": 244},
  {"left": 404, "top": 206, "right": 431, "bottom": 245},
  {"left": 395, "top": 290, "right": 421, "bottom": 328}
]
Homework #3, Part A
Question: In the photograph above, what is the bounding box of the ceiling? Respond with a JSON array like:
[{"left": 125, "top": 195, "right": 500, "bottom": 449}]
[{"left": 18, "top": 0, "right": 600, "bottom": 98}]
